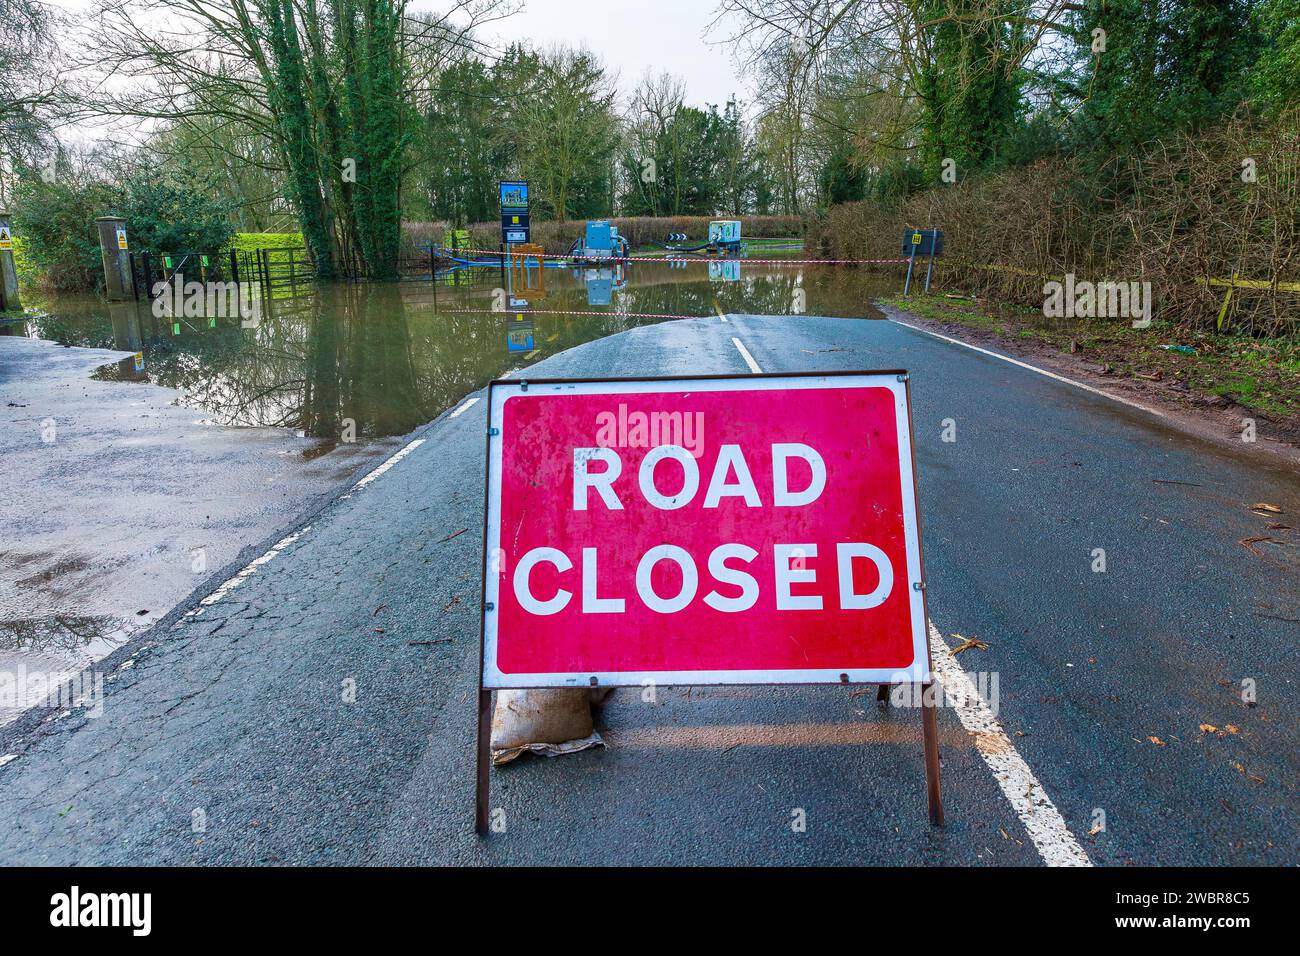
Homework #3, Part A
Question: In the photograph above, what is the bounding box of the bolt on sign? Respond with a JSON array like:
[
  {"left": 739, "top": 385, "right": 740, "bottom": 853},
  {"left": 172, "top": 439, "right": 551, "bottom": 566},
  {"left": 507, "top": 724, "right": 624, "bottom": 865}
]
[{"left": 476, "top": 371, "right": 943, "bottom": 832}]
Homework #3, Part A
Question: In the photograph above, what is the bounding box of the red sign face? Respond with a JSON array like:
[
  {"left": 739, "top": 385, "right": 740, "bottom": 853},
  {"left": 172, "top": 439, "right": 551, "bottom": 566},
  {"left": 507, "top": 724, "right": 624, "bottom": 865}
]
[{"left": 482, "top": 373, "right": 931, "bottom": 687}]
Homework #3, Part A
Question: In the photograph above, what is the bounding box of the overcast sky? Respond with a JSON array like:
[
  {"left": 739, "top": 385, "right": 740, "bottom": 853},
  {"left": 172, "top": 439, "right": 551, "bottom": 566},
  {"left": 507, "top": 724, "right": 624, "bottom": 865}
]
[
  {"left": 46, "top": 0, "right": 753, "bottom": 113},
  {"left": 476, "top": 0, "right": 752, "bottom": 107}
]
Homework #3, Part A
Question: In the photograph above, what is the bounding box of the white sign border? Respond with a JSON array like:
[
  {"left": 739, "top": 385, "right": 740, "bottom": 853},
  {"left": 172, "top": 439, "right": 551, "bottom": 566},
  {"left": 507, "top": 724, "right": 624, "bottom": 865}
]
[{"left": 482, "top": 372, "right": 932, "bottom": 688}]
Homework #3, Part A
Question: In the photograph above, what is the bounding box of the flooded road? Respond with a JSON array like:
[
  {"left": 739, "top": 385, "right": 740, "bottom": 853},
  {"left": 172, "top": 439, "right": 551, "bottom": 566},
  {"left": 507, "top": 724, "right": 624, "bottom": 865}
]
[{"left": 6, "top": 261, "right": 900, "bottom": 444}]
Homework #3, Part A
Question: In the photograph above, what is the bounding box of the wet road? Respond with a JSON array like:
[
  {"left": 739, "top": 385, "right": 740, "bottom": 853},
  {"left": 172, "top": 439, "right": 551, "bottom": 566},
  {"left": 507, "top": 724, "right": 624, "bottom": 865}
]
[{"left": 0, "top": 312, "right": 1295, "bottom": 865}]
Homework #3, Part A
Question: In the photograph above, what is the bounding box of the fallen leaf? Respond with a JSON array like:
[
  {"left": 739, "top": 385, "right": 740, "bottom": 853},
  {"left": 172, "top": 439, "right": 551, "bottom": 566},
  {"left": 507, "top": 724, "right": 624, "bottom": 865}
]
[
  {"left": 951, "top": 634, "right": 990, "bottom": 655},
  {"left": 1252, "top": 503, "right": 1283, "bottom": 514},
  {"left": 1089, "top": 821, "right": 1104, "bottom": 837},
  {"left": 1224, "top": 724, "right": 1240, "bottom": 735},
  {"left": 1148, "top": 735, "right": 1167, "bottom": 746},
  {"left": 443, "top": 594, "right": 462, "bottom": 612},
  {"left": 1267, "top": 523, "right": 1292, "bottom": 531},
  {"left": 1238, "top": 535, "right": 1280, "bottom": 557},
  {"left": 1199, "top": 723, "right": 1218, "bottom": 734}
]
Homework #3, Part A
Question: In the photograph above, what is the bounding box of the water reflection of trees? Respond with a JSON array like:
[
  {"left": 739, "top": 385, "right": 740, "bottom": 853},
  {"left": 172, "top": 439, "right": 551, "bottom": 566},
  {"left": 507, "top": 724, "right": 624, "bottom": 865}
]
[{"left": 23, "top": 265, "right": 898, "bottom": 444}]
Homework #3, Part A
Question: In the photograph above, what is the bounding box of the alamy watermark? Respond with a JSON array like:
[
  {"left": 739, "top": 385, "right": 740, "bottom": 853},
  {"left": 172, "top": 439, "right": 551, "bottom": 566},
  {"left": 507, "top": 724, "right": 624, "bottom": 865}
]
[
  {"left": 0, "top": 665, "right": 104, "bottom": 717},
  {"left": 1043, "top": 274, "right": 1152, "bottom": 328},
  {"left": 152, "top": 276, "right": 261, "bottom": 327}
]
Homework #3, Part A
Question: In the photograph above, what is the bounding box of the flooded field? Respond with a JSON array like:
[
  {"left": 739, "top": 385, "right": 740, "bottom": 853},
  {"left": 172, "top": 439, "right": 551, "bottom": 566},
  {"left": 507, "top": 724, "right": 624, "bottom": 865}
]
[{"left": 4, "top": 260, "right": 904, "bottom": 448}]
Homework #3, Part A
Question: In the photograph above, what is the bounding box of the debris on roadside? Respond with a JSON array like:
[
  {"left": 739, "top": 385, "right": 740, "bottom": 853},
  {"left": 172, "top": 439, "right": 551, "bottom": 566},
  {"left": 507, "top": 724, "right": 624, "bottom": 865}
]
[
  {"left": 1238, "top": 535, "right": 1281, "bottom": 557},
  {"left": 951, "top": 634, "right": 989, "bottom": 654}
]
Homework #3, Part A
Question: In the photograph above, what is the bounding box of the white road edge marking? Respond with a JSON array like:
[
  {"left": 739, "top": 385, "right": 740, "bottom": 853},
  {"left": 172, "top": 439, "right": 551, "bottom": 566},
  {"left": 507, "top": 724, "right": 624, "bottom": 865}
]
[
  {"left": 449, "top": 397, "right": 480, "bottom": 419},
  {"left": 929, "top": 622, "right": 1092, "bottom": 866},
  {"left": 891, "top": 317, "right": 1166, "bottom": 419},
  {"left": 349, "top": 438, "right": 426, "bottom": 493},
  {"left": 187, "top": 430, "right": 439, "bottom": 618},
  {"left": 731, "top": 336, "right": 762, "bottom": 374},
  {"left": 734, "top": 334, "right": 1090, "bottom": 866},
  {"left": 188, "top": 525, "right": 314, "bottom": 616}
]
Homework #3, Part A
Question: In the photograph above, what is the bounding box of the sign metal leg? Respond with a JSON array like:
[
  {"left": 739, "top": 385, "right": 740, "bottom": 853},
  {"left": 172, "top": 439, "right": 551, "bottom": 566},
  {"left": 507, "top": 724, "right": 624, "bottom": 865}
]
[
  {"left": 475, "top": 688, "right": 492, "bottom": 835},
  {"left": 921, "top": 681, "right": 944, "bottom": 826}
]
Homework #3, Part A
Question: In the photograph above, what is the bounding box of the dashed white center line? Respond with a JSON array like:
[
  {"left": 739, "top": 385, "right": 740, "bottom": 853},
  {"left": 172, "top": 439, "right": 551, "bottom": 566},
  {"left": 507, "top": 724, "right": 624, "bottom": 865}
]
[
  {"left": 731, "top": 329, "right": 1089, "bottom": 865},
  {"left": 731, "top": 336, "right": 762, "bottom": 374}
]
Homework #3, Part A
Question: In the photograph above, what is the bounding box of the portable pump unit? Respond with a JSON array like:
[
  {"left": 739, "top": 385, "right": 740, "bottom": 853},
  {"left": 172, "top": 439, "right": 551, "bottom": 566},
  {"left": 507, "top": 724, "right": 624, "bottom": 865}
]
[
  {"left": 708, "top": 220, "right": 743, "bottom": 254},
  {"left": 571, "top": 220, "right": 629, "bottom": 261}
]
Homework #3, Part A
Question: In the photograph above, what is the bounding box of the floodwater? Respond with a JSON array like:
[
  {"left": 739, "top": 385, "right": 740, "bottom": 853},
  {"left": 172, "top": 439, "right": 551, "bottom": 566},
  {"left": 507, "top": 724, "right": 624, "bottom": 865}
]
[
  {"left": 4, "top": 259, "right": 903, "bottom": 447},
  {"left": 0, "top": 259, "right": 903, "bottom": 724}
]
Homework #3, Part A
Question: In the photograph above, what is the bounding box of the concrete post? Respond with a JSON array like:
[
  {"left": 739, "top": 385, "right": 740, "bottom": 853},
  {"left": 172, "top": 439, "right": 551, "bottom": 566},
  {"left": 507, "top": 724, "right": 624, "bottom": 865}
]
[
  {"left": 0, "top": 213, "right": 21, "bottom": 312},
  {"left": 96, "top": 216, "right": 135, "bottom": 302}
]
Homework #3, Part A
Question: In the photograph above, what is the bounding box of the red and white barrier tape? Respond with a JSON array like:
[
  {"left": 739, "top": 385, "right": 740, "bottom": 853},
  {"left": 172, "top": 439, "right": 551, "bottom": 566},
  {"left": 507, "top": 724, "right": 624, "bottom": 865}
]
[{"left": 442, "top": 247, "right": 911, "bottom": 267}]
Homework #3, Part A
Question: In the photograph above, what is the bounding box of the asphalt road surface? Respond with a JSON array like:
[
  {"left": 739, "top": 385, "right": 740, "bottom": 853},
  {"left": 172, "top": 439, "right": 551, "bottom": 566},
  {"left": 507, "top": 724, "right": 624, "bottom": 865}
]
[{"left": 1, "top": 312, "right": 1296, "bottom": 866}]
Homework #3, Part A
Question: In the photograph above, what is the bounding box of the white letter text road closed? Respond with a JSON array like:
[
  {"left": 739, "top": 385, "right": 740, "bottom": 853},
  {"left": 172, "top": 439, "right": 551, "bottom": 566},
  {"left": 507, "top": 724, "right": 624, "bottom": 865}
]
[{"left": 481, "top": 372, "right": 932, "bottom": 688}]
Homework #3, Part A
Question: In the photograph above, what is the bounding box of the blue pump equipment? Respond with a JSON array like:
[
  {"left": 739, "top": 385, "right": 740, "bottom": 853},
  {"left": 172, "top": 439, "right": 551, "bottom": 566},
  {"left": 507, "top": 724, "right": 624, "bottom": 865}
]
[{"left": 569, "top": 221, "right": 630, "bottom": 262}]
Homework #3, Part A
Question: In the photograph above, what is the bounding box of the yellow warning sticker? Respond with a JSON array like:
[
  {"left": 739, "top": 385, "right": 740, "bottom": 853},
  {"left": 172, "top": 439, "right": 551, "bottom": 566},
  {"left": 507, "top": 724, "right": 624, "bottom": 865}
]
[
  {"left": 912, "top": 232, "right": 922, "bottom": 245},
  {"left": 117, "top": 229, "right": 128, "bottom": 250},
  {"left": 0, "top": 226, "right": 12, "bottom": 250}
]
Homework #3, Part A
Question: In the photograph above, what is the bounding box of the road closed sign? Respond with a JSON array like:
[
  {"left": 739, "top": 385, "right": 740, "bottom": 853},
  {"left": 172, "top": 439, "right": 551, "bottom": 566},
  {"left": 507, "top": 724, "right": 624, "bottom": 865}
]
[{"left": 480, "top": 372, "right": 932, "bottom": 688}]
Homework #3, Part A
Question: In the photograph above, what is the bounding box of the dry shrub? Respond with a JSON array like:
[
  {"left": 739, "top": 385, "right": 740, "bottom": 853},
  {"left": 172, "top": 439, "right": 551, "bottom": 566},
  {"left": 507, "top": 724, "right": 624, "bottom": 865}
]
[{"left": 810, "top": 111, "right": 1300, "bottom": 334}]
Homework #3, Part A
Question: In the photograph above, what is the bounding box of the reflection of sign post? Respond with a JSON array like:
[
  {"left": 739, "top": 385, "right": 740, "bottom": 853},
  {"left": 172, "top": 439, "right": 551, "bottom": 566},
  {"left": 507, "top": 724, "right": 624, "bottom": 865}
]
[
  {"left": 476, "top": 371, "right": 943, "bottom": 833},
  {"left": 504, "top": 312, "right": 535, "bottom": 353},
  {"left": 499, "top": 181, "right": 530, "bottom": 245}
]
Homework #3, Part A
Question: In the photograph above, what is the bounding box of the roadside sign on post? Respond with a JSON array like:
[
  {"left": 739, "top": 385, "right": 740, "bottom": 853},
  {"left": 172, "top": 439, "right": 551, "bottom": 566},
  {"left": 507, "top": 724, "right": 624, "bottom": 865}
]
[
  {"left": 0, "top": 226, "right": 12, "bottom": 250},
  {"left": 901, "top": 228, "right": 944, "bottom": 294},
  {"left": 476, "top": 371, "right": 943, "bottom": 832},
  {"left": 117, "top": 228, "right": 129, "bottom": 250},
  {"left": 499, "top": 181, "right": 530, "bottom": 245}
]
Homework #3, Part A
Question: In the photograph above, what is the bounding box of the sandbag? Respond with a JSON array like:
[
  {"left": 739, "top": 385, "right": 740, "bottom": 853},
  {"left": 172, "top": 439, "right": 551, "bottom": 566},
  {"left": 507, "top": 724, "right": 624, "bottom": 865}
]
[{"left": 490, "top": 688, "right": 605, "bottom": 766}]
